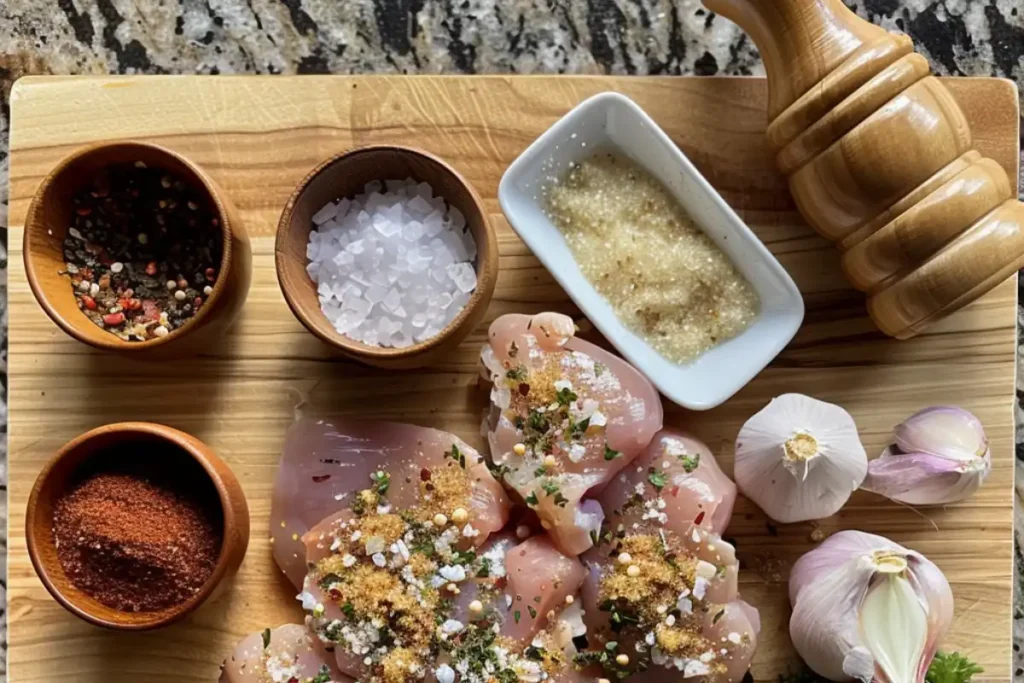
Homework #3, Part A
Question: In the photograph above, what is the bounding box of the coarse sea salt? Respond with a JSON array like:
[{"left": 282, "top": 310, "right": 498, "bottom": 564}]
[{"left": 307, "top": 179, "right": 478, "bottom": 348}]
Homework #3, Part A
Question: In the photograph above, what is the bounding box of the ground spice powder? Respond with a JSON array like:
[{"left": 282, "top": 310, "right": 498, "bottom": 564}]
[{"left": 53, "top": 472, "right": 222, "bottom": 612}]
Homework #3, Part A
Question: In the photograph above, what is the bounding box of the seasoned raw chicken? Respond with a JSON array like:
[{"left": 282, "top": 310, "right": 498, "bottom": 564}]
[
  {"left": 579, "top": 429, "right": 758, "bottom": 682},
  {"left": 271, "top": 418, "right": 510, "bottom": 588},
  {"left": 219, "top": 623, "right": 349, "bottom": 683},
  {"left": 295, "top": 453, "right": 588, "bottom": 683},
  {"left": 481, "top": 312, "right": 663, "bottom": 555}
]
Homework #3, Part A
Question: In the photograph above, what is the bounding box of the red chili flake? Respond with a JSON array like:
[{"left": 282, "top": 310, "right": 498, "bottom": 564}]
[
  {"left": 128, "top": 298, "right": 142, "bottom": 311},
  {"left": 117, "top": 298, "right": 130, "bottom": 310},
  {"left": 102, "top": 312, "right": 125, "bottom": 326},
  {"left": 669, "top": 485, "right": 680, "bottom": 498},
  {"left": 142, "top": 299, "right": 160, "bottom": 320},
  {"left": 518, "top": 383, "right": 530, "bottom": 396},
  {"left": 204, "top": 267, "right": 216, "bottom": 282},
  {"left": 312, "top": 474, "right": 331, "bottom": 483},
  {"left": 420, "top": 468, "right": 432, "bottom": 481},
  {"left": 75, "top": 206, "right": 92, "bottom": 216},
  {"left": 145, "top": 261, "right": 158, "bottom": 276},
  {"left": 694, "top": 511, "right": 705, "bottom": 525},
  {"left": 193, "top": 296, "right": 203, "bottom": 309},
  {"left": 80, "top": 295, "right": 97, "bottom": 310}
]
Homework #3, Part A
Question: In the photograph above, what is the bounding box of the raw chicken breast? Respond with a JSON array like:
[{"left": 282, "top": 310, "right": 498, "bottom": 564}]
[
  {"left": 578, "top": 429, "right": 758, "bottom": 682},
  {"left": 300, "top": 493, "right": 587, "bottom": 683},
  {"left": 481, "top": 312, "right": 663, "bottom": 555},
  {"left": 271, "top": 418, "right": 510, "bottom": 588},
  {"left": 219, "top": 623, "right": 349, "bottom": 683}
]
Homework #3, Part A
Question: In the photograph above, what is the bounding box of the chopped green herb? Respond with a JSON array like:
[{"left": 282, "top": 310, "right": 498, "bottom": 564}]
[
  {"left": 445, "top": 444, "right": 467, "bottom": 469},
  {"left": 605, "top": 642, "right": 618, "bottom": 652},
  {"left": 541, "top": 480, "right": 560, "bottom": 497},
  {"left": 647, "top": 468, "right": 667, "bottom": 491},
  {"left": 487, "top": 461, "right": 512, "bottom": 479},
  {"left": 318, "top": 573, "right": 343, "bottom": 590},
  {"left": 350, "top": 495, "right": 367, "bottom": 516},
  {"left": 370, "top": 470, "right": 391, "bottom": 495},
  {"left": 310, "top": 665, "right": 333, "bottom": 683},
  {"left": 506, "top": 366, "right": 527, "bottom": 381},
  {"left": 341, "top": 601, "right": 356, "bottom": 620},
  {"left": 594, "top": 361, "right": 607, "bottom": 377},
  {"left": 476, "top": 557, "right": 492, "bottom": 578},
  {"left": 604, "top": 445, "right": 622, "bottom": 461},
  {"left": 712, "top": 609, "right": 725, "bottom": 624},
  {"left": 533, "top": 466, "right": 549, "bottom": 477},
  {"left": 527, "top": 605, "right": 537, "bottom": 619},
  {"left": 678, "top": 452, "right": 700, "bottom": 473},
  {"left": 528, "top": 410, "right": 550, "bottom": 434},
  {"left": 451, "top": 550, "right": 477, "bottom": 566},
  {"left": 514, "top": 610, "right": 521, "bottom": 624},
  {"left": 525, "top": 645, "right": 545, "bottom": 661},
  {"left": 525, "top": 491, "right": 539, "bottom": 507},
  {"left": 261, "top": 628, "right": 271, "bottom": 649},
  {"left": 554, "top": 492, "right": 569, "bottom": 507},
  {"left": 555, "top": 386, "right": 578, "bottom": 406},
  {"left": 926, "top": 652, "right": 984, "bottom": 683},
  {"left": 569, "top": 416, "right": 591, "bottom": 441}
]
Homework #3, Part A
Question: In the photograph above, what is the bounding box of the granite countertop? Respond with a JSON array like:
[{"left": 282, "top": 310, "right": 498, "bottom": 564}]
[{"left": 0, "top": 1, "right": 1021, "bottom": 680}]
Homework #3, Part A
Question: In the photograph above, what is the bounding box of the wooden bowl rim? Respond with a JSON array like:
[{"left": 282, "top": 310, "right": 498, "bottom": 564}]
[
  {"left": 22, "top": 140, "right": 238, "bottom": 352},
  {"left": 25, "top": 421, "right": 246, "bottom": 630},
  {"left": 274, "top": 144, "right": 497, "bottom": 362}
]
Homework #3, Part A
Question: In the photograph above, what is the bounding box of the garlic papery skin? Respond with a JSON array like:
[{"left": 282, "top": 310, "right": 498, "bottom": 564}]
[
  {"left": 862, "top": 406, "right": 990, "bottom": 505},
  {"left": 789, "top": 531, "right": 953, "bottom": 683},
  {"left": 734, "top": 394, "right": 868, "bottom": 523}
]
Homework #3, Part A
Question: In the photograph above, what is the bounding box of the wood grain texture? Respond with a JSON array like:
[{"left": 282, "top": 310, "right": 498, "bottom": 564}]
[
  {"left": 703, "top": 0, "right": 1024, "bottom": 340},
  {"left": 6, "top": 75, "right": 1019, "bottom": 682}
]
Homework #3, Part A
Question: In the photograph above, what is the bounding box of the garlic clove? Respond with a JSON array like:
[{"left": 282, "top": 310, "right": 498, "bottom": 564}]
[
  {"left": 860, "top": 566, "right": 927, "bottom": 683},
  {"left": 894, "top": 406, "right": 988, "bottom": 462},
  {"left": 863, "top": 406, "right": 991, "bottom": 506},
  {"left": 862, "top": 449, "right": 987, "bottom": 505},
  {"left": 735, "top": 394, "right": 867, "bottom": 523}
]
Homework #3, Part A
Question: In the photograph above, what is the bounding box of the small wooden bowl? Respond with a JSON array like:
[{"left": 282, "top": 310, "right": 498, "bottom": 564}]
[
  {"left": 275, "top": 145, "right": 498, "bottom": 369},
  {"left": 25, "top": 422, "right": 250, "bottom": 630},
  {"left": 23, "top": 141, "right": 252, "bottom": 355}
]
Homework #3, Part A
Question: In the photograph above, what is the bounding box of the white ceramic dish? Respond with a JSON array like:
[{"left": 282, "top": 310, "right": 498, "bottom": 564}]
[{"left": 498, "top": 92, "right": 804, "bottom": 410}]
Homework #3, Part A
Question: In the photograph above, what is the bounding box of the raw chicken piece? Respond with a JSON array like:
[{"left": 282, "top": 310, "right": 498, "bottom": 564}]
[
  {"left": 271, "top": 418, "right": 510, "bottom": 588},
  {"left": 578, "top": 429, "right": 758, "bottom": 682},
  {"left": 219, "top": 623, "right": 349, "bottom": 683},
  {"left": 481, "top": 312, "right": 663, "bottom": 555},
  {"left": 299, "top": 502, "right": 587, "bottom": 683}
]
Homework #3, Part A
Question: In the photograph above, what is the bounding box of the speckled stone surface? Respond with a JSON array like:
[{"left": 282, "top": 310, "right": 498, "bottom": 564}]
[{"left": 0, "top": 0, "right": 1021, "bottom": 679}]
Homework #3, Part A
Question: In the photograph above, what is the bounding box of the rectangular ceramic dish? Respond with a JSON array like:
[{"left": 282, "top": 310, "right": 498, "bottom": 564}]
[{"left": 499, "top": 92, "right": 805, "bottom": 410}]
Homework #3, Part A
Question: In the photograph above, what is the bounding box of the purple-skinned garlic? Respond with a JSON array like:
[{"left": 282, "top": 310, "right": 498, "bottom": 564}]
[{"left": 862, "top": 406, "right": 990, "bottom": 505}]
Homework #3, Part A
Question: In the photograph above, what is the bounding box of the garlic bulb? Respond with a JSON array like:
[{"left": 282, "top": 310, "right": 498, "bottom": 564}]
[
  {"left": 862, "top": 406, "right": 990, "bottom": 505},
  {"left": 734, "top": 394, "right": 867, "bottom": 523},
  {"left": 789, "top": 530, "right": 953, "bottom": 683}
]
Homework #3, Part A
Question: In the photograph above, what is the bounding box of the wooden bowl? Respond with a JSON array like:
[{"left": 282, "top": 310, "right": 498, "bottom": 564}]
[
  {"left": 275, "top": 145, "right": 498, "bottom": 369},
  {"left": 25, "top": 422, "right": 250, "bottom": 630},
  {"left": 23, "top": 141, "right": 252, "bottom": 355}
]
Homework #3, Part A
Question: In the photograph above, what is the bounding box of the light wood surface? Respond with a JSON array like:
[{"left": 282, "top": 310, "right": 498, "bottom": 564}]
[
  {"left": 6, "top": 75, "right": 1018, "bottom": 682},
  {"left": 703, "top": 0, "right": 1024, "bottom": 339}
]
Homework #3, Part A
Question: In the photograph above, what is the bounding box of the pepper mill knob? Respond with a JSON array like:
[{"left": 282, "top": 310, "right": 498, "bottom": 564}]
[{"left": 704, "top": 0, "right": 1024, "bottom": 338}]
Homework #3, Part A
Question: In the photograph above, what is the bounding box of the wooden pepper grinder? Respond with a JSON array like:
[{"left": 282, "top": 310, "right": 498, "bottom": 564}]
[{"left": 703, "top": 0, "right": 1024, "bottom": 338}]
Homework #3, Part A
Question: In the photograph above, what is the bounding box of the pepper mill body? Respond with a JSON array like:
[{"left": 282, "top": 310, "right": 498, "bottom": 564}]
[{"left": 703, "top": 0, "right": 1024, "bottom": 338}]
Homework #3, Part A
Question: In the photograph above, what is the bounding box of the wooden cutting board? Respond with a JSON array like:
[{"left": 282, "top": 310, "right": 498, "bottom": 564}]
[{"left": 6, "top": 75, "right": 1019, "bottom": 682}]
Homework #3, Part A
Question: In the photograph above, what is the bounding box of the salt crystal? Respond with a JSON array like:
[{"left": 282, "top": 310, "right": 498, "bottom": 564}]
[
  {"left": 446, "top": 263, "right": 477, "bottom": 293},
  {"left": 312, "top": 201, "right": 341, "bottom": 225},
  {"left": 307, "top": 180, "right": 478, "bottom": 348},
  {"left": 382, "top": 288, "right": 401, "bottom": 312}
]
